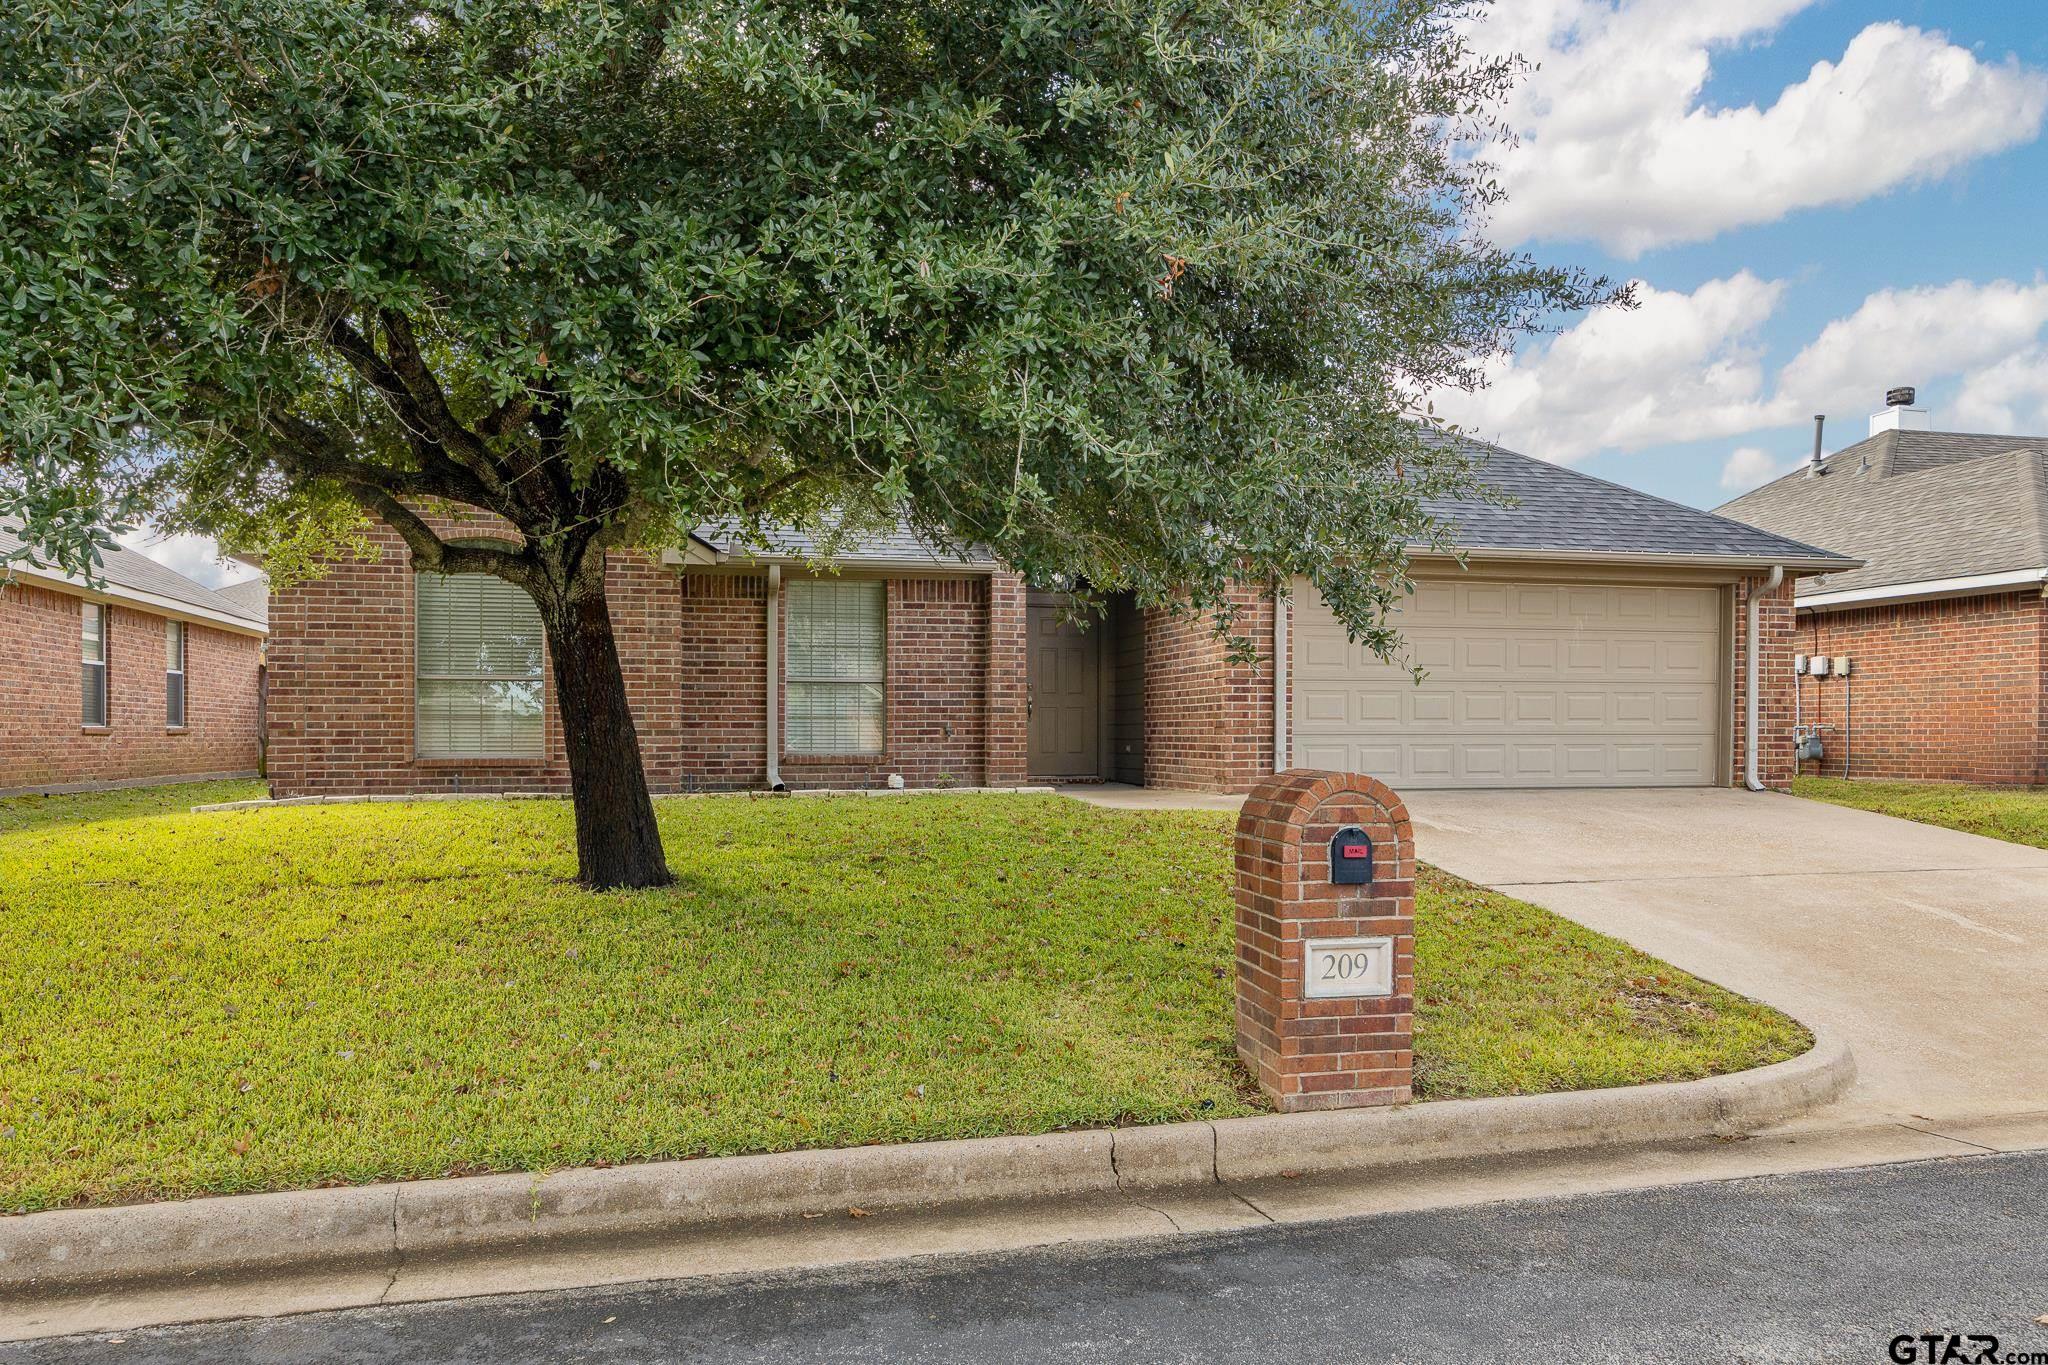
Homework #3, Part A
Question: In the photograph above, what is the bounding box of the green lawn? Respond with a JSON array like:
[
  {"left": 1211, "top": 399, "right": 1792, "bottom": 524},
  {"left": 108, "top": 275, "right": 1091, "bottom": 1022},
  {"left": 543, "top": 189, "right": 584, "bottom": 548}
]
[
  {"left": 0, "top": 782, "right": 1806, "bottom": 1212},
  {"left": 1795, "top": 776, "right": 2048, "bottom": 850}
]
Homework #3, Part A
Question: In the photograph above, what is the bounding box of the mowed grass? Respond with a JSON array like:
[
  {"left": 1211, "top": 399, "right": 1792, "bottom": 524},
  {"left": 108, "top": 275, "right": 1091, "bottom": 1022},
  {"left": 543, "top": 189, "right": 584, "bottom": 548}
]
[
  {"left": 0, "top": 783, "right": 1807, "bottom": 1212},
  {"left": 1795, "top": 775, "right": 2048, "bottom": 850}
]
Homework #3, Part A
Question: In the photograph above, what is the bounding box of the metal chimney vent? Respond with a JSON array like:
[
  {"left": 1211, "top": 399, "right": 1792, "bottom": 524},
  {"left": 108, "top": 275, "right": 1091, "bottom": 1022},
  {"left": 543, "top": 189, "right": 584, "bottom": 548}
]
[{"left": 1886, "top": 386, "right": 1917, "bottom": 408}]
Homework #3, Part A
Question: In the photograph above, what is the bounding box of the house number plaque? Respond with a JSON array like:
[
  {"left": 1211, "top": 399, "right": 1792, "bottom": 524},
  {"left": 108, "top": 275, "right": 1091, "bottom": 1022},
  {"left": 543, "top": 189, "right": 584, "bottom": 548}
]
[{"left": 1301, "top": 936, "right": 1395, "bottom": 1000}]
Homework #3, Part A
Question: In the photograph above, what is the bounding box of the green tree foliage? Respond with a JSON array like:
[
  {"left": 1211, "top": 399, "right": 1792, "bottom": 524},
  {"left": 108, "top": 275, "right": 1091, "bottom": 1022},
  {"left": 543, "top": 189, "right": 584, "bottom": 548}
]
[{"left": 1, "top": 0, "right": 1610, "bottom": 885}]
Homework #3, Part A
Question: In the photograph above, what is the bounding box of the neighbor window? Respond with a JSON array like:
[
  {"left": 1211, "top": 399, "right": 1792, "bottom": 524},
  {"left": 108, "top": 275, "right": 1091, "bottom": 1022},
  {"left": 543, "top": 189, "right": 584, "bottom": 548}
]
[
  {"left": 165, "top": 620, "right": 187, "bottom": 727},
  {"left": 786, "top": 579, "right": 885, "bottom": 755},
  {"left": 414, "top": 573, "right": 545, "bottom": 758},
  {"left": 81, "top": 602, "right": 107, "bottom": 727}
]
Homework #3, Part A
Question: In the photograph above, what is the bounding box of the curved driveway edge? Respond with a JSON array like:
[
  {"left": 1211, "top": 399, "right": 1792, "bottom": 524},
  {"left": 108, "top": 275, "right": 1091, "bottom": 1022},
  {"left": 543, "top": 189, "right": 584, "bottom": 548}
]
[{"left": 0, "top": 1031, "right": 1852, "bottom": 1301}]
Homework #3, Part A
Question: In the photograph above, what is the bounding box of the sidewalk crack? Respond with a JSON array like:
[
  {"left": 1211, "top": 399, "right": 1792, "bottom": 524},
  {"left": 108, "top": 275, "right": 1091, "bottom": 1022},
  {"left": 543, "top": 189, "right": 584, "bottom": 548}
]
[
  {"left": 1893, "top": 1121, "right": 2003, "bottom": 1155},
  {"left": 376, "top": 1187, "right": 404, "bottom": 1304},
  {"left": 1229, "top": 1191, "right": 1276, "bottom": 1224}
]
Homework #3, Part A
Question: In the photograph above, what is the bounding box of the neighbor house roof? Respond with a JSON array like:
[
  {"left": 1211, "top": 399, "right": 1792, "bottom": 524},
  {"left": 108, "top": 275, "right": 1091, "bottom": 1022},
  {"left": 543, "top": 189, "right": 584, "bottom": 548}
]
[
  {"left": 213, "top": 577, "right": 270, "bottom": 626},
  {"left": 0, "top": 520, "right": 268, "bottom": 635},
  {"left": 1420, "top": 434, "right": 1857, "bottom": 570},
  {"left": 1715, "top": 429, "right": 2048, "bottom": 605}
]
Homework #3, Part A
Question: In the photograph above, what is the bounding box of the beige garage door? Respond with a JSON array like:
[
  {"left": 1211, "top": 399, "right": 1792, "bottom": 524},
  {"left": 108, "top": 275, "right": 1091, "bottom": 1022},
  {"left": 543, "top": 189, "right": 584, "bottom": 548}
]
[{"left": 1291, "top": 577, "right": 1724, "bottom": 789}]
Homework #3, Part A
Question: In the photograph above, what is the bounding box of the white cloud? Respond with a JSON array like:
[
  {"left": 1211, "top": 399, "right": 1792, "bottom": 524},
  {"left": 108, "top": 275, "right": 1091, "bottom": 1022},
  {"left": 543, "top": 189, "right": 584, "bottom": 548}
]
[
  {"left": 1777, "top": 279, "right": 2048, "bottom": 424},
  {"left": 1432, "top": 271, "right": 1793, "bottom": 460},
  {"left": 1953, "top": 347, "right": 2048, "bottom": 434},
  {"left": 1472, "top": 6, "right": 2048, "bottom": 255},
  {"left": 116, "top": 527, "right": 262, "bottom": 590},
  {"left": 1719, "top": 446, "right": 1792, "bottom": 491},
  {"left": 1436, "top": 273, "right": 2048, "bottom": 464}
]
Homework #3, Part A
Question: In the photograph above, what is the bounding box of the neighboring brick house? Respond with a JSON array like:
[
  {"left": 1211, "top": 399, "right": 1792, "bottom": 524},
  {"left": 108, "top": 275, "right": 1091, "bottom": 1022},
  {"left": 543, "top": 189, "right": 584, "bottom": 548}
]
[
  {"left": 1, "top": 520, "right": 267, "bottom": 796},
  {"left": 266, "top": 435, "right": 1852, "bottom": 798},
  {"left": 1719, "top": 392, "right": 2048, "bottom": 785}
]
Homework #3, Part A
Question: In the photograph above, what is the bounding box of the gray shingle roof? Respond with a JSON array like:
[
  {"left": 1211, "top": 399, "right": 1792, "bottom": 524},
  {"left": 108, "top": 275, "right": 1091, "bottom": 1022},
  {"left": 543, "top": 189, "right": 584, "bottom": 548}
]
[
  {"left": 213, "top": 577, "right": 270, "bottom": 625},
  {"left": 692, "top": 516, "right": 999, "bottom": 569},
  {"left": 690, "top": 434, "right": 1856, "bottom": 574},
  {"left": 1422, "top": 434, "right": 1857, "bottom": 566},
  {"left": 1715, "top": 430, "right": 2048, "bottom": 597},
  {"left": 0, "top": 519, "right": 267, "bottom": 627}
]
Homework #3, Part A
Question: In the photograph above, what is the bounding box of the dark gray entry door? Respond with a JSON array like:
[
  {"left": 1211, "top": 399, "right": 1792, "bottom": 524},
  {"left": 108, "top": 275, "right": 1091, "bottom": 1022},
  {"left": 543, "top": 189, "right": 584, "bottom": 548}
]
[{"left": 1027, "top": 592, "right": 1102, "bottom": 778}]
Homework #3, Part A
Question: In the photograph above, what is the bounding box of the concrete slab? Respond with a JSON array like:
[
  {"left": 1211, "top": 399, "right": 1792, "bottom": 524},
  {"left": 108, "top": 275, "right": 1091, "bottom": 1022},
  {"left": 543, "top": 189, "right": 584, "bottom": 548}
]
[
  {"left": 1054, "top": 783, "right": 1248, "bottom": 813},
  {"left": 1405, "top": 788, "right": 2048, "bottom": 1126}
]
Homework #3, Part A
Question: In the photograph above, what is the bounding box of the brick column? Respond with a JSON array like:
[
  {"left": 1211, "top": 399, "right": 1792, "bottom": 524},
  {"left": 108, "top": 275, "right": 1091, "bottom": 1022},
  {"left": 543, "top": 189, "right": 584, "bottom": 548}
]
[
  {"left": 1235, "top": 770, "right": 1415, "bottom": 1111},
  {"left": 984, "top": 571, "right": 1029, "bottom": 785}
]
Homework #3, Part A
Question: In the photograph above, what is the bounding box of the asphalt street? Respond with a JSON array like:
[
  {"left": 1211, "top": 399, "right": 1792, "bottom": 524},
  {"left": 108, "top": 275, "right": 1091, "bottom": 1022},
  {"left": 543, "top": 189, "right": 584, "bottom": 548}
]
[{"left": 13, "top": 1150, "right": 2048, "bottom": 1365}]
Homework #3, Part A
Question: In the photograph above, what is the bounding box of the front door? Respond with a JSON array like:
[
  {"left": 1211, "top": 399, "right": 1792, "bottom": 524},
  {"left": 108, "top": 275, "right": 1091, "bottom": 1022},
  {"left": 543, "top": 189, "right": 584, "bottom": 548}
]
[{"left": 1027, "top": 592, "right": 1103, "bottom": 778}]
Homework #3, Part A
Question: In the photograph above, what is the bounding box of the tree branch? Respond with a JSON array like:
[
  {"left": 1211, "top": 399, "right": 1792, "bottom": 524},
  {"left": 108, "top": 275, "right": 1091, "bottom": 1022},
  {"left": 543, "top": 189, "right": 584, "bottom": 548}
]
[{"left": 349, "top": 484, "right": 536, "bottom": 582}]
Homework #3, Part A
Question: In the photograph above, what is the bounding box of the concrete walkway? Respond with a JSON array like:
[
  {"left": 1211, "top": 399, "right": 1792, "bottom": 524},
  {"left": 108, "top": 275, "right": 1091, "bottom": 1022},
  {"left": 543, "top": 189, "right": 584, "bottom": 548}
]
[{"left": 1404, "top": 788, "right": 2048, "bottom": 1126}]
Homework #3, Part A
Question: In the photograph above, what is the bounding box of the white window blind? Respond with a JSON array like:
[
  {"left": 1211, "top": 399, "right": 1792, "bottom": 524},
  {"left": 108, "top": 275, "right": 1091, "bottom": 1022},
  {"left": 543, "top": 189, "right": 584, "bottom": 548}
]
[
  {"left": 786, "top": 579, "right": 885, "bottom": 755},
  {"left": 414, "top": 573, "right": 546, "bottom": 758},
  {"left": 165, "top": 619, "right": 187, "bottom": 727},
  {"left": 81, "top": 602, "right": 107, "bottom": 727}
]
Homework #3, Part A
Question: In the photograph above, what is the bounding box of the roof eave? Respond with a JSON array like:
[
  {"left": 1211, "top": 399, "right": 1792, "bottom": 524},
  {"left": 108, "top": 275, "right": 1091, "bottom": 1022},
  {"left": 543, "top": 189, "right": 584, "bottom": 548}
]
[
  {"left": 4, "top": 562, "right": 269, "bottom": 636},
  {"left": 1412, "top": 546, "right": 1862, "bottom": 574},
  {"left": 1797, "top": 567, "right": 2048, "bottom": 611}
]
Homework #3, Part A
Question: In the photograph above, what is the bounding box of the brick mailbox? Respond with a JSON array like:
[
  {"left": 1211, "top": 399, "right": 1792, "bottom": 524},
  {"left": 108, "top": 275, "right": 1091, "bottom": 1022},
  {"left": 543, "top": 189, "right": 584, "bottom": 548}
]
[{"left": 1234, "top": 770, "right": 1416, "bottom": 1111}]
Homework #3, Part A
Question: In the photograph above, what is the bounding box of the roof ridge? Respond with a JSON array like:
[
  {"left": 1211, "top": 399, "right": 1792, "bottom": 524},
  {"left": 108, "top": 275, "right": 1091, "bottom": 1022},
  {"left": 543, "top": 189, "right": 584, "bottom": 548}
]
[
  {"left": 1462, "top": 440, "right": 1848, "bottom": 562},
  {"left": 2019, "top": 449, "right": 2048, "bottom": 567},
  {"left": 0, "top": 517, "right": 265, "bottom": 624}
]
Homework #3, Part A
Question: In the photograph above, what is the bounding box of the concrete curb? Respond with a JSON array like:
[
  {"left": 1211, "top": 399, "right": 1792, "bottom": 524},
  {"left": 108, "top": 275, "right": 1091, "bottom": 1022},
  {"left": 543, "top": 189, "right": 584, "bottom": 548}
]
[
  {"left": 190, "top": 786, "right": 1060, "bottom": 813},
  {"left": 0, "top": 1031, "right": 1851, "bottom": 1297}
]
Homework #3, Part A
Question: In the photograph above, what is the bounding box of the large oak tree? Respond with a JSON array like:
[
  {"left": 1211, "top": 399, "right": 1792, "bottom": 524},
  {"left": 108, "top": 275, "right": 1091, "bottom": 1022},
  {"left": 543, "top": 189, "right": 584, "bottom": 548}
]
[{"left": 1, "top": 0, "right": 1608, "bottom": 887}]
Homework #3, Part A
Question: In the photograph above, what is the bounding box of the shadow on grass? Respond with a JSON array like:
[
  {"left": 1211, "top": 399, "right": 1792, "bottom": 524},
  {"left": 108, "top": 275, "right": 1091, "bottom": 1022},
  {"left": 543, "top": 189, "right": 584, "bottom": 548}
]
[{"left": 0, "top": 778, "right": 270, "bottom": 837}]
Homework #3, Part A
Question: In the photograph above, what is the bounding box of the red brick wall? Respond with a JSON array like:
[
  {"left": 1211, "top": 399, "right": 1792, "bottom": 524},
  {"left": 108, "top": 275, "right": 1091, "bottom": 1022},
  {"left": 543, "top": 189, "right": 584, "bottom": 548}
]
[
  {"left": 0, "top": 580, "right": 262, "bottom": 793},
  {"left": 1143, "top": 587, "right": 1279, "bottom": 793},
  {"left": 1792, "top": 592, "right": 2047, "bottom": 785},
  {"left": 676, "top": 571, "right": 769, "bottom": 789},
  {"left": 268, "top": 509, "right": 1025, "bottom": 795},
  {"left": 984, "top": 573, "right": 1029, "bottom": 786},
  {"left": 268, "top": 512, "right": 686, "bottom": 797},
  {"left": 1730, "top": 572, "right": 1798, "bottom": 791}
]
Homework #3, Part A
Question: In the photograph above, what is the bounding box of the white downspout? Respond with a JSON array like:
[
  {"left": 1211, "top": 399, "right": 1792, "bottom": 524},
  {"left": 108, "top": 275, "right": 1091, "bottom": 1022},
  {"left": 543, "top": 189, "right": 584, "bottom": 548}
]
[
  {"left": 1744, "top": 565, "right": 1785, "bottom": 792},
  {"left": 765, "top": 564, "right": 786, "bottom": 791},
  {"left": 1272, "top": 587, "right": 1289, "bottom": 772}
]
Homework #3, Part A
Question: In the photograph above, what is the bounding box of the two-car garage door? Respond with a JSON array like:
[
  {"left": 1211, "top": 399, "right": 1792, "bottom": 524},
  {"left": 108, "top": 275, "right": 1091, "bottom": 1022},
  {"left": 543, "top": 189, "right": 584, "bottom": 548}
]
[{"left": 1291, "top": 577, "right": 1725, "bottom": 789}]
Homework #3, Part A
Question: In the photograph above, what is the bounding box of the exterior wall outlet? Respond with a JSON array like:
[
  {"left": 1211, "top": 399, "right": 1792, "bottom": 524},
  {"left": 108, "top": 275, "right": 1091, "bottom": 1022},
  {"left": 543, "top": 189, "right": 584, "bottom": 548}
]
[
  {"left": 1794, "top": 653, "right": 1809, "bottom": 675},
  {"left": 1834, "top": 656, "right": 1852, "bottom": 677}
]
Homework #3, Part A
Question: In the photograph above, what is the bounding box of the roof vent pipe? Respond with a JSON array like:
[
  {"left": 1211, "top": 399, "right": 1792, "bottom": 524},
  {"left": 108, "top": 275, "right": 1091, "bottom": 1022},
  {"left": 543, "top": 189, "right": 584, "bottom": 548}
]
[{"left": 1806, "top": 415, "right": 1826, "bottom": 477}]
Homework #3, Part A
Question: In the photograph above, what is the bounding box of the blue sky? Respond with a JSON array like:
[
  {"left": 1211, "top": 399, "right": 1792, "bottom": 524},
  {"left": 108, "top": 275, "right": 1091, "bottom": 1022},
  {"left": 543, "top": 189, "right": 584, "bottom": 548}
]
[
  {"left": 132, "top": 0, "right": 2048, "bottom": 585},
  {"left": 1434, "top": 0, "right": 2048, "bottom": 511}
]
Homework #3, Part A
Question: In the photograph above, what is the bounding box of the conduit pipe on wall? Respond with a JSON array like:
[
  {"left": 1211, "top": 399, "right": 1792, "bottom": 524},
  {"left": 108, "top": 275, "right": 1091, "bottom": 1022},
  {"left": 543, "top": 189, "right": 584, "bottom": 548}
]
[
  {"left": 1744, "top": 565, "right": 1786, "bottom": 792},
  {"left": 765, "top": 564, "right": 787, "bottom": 792}
]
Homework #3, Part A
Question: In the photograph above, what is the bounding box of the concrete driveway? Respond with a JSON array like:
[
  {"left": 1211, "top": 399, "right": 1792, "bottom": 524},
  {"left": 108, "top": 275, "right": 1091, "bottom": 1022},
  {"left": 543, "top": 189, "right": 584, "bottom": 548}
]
[{"left": 1404, "top": 788, "right": 2048, "bottom": 1127}]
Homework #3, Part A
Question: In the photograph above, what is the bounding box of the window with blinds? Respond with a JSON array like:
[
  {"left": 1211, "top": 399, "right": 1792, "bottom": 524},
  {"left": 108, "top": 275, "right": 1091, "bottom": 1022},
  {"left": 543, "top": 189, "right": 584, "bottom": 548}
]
[
  {"left": 81, "top": 602, "right": 107, "bottom": 727},
  {"left": 786, "top": 579, "right": 885, "bottom": 755},
  {"left": 165, "top": 619, "right": 187, "bottom": 727},
  {"left": 414, "top": 573, "right": 546, "bottom": 758}
]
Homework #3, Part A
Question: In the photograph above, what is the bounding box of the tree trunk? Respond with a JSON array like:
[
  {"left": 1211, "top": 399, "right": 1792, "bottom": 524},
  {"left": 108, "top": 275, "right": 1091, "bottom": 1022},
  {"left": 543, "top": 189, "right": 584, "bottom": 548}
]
[{"left": 536, "top": 557, "right": 674, "bottom": 891}]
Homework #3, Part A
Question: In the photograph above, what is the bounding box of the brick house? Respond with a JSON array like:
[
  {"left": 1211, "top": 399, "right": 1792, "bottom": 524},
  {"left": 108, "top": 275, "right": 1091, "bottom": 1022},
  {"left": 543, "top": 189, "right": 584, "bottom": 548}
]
[
  {"left": 266, "top": 437, "right": 1852, "bottom": 799},
  {"left": 1719, "top": 392, "right": 2048, "bottom": 785},
  {"left": 1, "top": 520, "right": 267, "bottom": 796}
]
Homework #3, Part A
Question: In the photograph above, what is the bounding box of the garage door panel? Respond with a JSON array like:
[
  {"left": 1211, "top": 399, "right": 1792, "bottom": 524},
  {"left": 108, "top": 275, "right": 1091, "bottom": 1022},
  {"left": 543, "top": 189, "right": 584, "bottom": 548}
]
[{"left": 1291, "top": 577, "right": 1723, "bottom": 789}]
